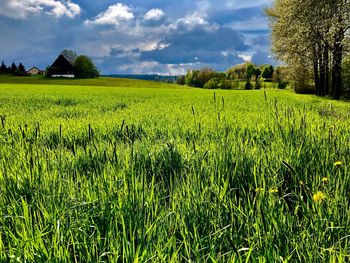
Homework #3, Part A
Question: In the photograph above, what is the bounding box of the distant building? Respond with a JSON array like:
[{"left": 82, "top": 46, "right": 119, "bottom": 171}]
[
  {"left": 27, "top": 67, "right": 44, "bottom": 75},
  {"left": 47, "top": 55, "right": 75, "bottom": 78}
]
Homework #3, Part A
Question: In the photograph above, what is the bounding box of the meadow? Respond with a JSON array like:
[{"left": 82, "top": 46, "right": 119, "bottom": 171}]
[{"left": 0, "top": 77, "right": 349, "bottom": 262}]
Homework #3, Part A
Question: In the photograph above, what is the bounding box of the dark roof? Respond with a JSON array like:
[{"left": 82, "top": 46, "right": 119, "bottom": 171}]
[{"left": 48, "top": 54, "right": 75, "bottom": 75}]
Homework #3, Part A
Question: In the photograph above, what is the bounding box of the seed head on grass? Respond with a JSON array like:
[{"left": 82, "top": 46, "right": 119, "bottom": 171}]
[{"left": 313, "top": 191, "right": 326, "bottom": 203}]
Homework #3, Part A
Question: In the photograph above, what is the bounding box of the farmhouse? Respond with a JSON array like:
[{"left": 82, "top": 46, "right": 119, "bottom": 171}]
[
  {"left": 27, "top": 67, "right": 44, "bottom": 75},
  {"left": 48, "top": 54, "right": 75, "bottom": 78}
]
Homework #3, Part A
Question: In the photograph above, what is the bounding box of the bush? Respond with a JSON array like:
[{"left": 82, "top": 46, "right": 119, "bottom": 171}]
[
  {"left": 294, "top": 84, "right": 315, "bottom": 94},
  {"left": 245, "top": 82, "right": 253, "bottom": 90},
  {"left": 203, "top": 78, "right": 233, "bottom": 90},
  {"left": 220, "top": 79, "right": 233, "bottom": 90},
  {"left": 278, "top": 81, "right": 288, "bottom": 89},
  {"left": 204, "top": 78, "right": 220, "bottom": 89},
  {"left": 13, "top": 70, "right": 28, "bottom": 76}
]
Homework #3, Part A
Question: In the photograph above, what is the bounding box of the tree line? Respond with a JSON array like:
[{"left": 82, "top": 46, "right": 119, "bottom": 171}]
[
  {"left": 1, "top": 50, "right": 99, "bottom": 79},
  {"left": 176, "top": 63, "right": 287, "bottom": 90},
  {"left": 265, "top": 0, "right": 350, "bottom": 99},
  {"left": 0, "top": 61, "right": 27, "bottom": 76}
]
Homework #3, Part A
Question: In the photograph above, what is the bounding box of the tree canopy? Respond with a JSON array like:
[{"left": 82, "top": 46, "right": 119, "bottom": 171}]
[
  {"left": 261, "top": 65, "right": 274, "bottom": 79},
  {"left": 266, "top": 0, "right": 350, "bottom": 99},
  {"left": 74, "top": 55, "right": 99, "bottom": 79},
  {"left": 61, "top": 49, "right": 77, "bottom": 64}
]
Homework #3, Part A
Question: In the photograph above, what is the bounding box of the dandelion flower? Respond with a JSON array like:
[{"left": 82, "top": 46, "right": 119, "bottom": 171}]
[
  {"left": 321, "top": 177, "right": 329, "bottom": 183},
  {"left": 334, "top": 161, "right": 342, "bottom": 167},
  {"left": 313, "top": 191, "right": 325, "bottom": 203}
]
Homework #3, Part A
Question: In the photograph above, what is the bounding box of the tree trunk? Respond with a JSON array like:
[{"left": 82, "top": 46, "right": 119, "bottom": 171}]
[
  {"left": 324, "top": 44, "right": 330, "bottom": 96},
  {"left": 313, "top": 47, "right": 320, "bottom": 95},
  {"left": 332, "top": 30, "right": 344, "bottom": 100},
  {"left": 319, "top": 44, "right": 326, "bottom": 96}
]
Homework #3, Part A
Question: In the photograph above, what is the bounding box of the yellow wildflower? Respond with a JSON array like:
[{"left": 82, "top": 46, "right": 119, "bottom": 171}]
[
  {"left": 334, "top": 161, "right": 342, "bottom": 167},
  {"left": 321, "top": 177, "right": 329, "bottom": 183},
  {"left": 299, "top": 180, "right": 304, "bottom": 186},
  {"left": 269, "top": 188, "right": 278, "bottom": 193},
  {"left": 313, "top": 191, "right": 326, "bottom": 203}
]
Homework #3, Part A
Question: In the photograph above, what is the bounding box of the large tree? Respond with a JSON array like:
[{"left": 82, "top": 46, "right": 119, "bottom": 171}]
[
  {"left": 266, "top": 0, "right": 350, "bottom": 99},
  {"left": 74, "top": 55, "right": 99, "bottom": 79},
  {"left": 261, "top": 65, "right": 274, "bottom": 79},
  {"left": 61, "top": 49, "right": 77, "bottom": 64}
]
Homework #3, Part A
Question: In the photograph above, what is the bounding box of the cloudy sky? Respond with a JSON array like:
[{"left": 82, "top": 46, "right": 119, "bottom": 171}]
[{"left": 0, "top": 0, "right": 273, "bottom": 74}]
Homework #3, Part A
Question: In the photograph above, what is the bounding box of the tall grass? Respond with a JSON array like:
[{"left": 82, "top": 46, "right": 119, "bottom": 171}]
[{"left": 0, "top": 82, "right": 349, "bottom": 262}]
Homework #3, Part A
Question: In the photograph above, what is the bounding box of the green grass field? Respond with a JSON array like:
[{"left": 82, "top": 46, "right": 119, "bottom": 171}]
[{"left": 0, "top": 77, "right": 349, "bottom": 262}]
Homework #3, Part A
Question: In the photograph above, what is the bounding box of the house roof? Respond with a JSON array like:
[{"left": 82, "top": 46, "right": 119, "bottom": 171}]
[
  {"left": 48, "top": 54, "right": 75, "bottom": 75},
  {"left": 27, "top": 67, "right": 43, "bottom": 72}
]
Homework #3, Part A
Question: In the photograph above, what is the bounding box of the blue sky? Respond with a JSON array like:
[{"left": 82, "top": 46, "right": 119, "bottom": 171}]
[{"left": 0, "top": 0, "right": 273, "bottom": 74}]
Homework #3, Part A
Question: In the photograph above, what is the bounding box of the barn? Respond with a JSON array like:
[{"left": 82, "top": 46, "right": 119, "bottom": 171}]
[
  {"left": 48, "top": 54, "right": 75, "bottom": 78},
  {"left": 27, "top": 67, "right": 44, "bottom": 75}
]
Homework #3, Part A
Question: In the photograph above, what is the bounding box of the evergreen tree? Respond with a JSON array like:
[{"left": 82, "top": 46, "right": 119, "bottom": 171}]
[
  {"left": 0, "top": 61, "right": 7, "bottom": 74},
  {"left": 10, "top": 62, "right": 18, "bottom": 74},
  {"left": 14, "top": 63, "right": 27, "bottom": 76},
  {"left": 18, "top": 63, "right": 25, "bottom": 73}
]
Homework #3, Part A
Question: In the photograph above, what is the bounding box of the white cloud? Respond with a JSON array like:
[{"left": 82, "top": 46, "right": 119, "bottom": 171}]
[
  {"left": 174, "top": 12, "right": 218, "bottom": 31},
  {"left": 0, "top": 0, "right": 80, "bottom": 19},
  {"left": 85, "top": 3, "right": 134, "bottom": 26},
  {"left": 176, "top": 12, "right": 208, "bottom": 27},
  {"left": 144, "top": 8, "right": 165, "bottom": 21},
  {"left": 47, "top": 0, "right": 81, "bottom": 18},
  {"left": 238, "top": 54, "right": 252, "bottom": 62}
]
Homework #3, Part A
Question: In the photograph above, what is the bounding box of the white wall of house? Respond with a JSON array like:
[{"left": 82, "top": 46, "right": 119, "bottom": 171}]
[
  {"left": 27, "top": 68, "right": 43, "bottom": 75},
  {"left": 51, "top": 74, "right": 75, "bottom": 78}
]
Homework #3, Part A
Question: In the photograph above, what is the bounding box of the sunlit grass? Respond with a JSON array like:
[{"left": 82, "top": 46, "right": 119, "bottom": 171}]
[{"left": 0, "top": 79, "right": 349, "bottom": 262}]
